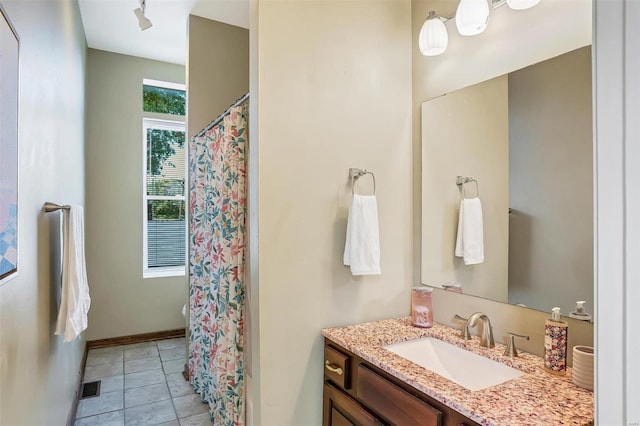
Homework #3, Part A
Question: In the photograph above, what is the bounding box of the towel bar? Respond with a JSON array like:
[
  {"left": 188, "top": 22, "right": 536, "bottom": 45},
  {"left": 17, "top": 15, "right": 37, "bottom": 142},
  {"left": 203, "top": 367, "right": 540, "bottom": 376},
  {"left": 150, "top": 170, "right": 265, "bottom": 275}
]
[{"left": 43, "top": 202, "right": 70, "bottom": 212}]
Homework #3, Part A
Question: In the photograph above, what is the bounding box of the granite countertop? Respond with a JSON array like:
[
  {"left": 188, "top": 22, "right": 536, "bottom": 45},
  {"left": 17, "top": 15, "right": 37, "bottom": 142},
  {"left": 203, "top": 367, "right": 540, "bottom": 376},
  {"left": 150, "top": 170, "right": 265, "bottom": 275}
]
[{"left": 322, "top": 317, "right": 594, "bottom": 426}]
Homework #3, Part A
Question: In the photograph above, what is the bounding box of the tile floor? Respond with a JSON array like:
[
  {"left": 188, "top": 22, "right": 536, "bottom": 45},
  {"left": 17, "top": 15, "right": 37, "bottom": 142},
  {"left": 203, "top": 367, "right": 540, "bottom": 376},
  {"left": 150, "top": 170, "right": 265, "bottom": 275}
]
[{"left": 75, "top": 337, "right": 212, "bottom": 426}]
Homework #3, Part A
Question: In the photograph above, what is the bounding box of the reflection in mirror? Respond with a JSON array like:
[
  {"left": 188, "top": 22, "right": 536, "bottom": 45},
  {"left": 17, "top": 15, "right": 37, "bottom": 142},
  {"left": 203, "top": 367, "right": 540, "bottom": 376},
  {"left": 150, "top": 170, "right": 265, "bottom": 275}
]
[{"left": 421, "top": 46, "right": 593, "bottom": 319}]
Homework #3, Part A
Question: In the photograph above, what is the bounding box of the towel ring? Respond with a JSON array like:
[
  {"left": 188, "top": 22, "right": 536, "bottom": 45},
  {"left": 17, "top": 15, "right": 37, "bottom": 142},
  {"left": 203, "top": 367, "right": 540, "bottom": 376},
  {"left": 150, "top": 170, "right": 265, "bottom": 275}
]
[
  {"left": 456, "top": 176, "right": 479, "bottom": 199},
  {"left": 350, "top": 168, "right": 376, "bottom": 196}
]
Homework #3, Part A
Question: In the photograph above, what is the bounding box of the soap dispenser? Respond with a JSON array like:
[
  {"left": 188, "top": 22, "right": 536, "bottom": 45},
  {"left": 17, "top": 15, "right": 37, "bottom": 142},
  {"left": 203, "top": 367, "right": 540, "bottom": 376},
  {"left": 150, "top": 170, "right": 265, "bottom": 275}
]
[
  {"left": 569, "top": 301, "right": 592, "bottom": 322},
  {"left": 544, "top": 307, "right": 568, "bottom": 375}
]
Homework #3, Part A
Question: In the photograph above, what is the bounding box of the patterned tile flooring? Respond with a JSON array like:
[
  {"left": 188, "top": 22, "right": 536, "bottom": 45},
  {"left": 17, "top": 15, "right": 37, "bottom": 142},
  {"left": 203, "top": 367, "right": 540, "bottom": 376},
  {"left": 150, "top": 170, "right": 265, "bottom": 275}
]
[{"left": 75, "top": 338, "right": 211, "bottom": 426}]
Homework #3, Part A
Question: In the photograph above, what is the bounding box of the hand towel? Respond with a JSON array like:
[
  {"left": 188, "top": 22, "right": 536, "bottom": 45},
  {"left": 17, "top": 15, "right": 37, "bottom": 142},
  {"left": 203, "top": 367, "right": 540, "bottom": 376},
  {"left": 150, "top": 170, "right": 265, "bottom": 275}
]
[
  {"left": 455, "top": 197, "right": 484, "bottom": 265},
  {"left": 55, "top": 206, "right": 91, "bottom": 342},
  {"left": 343, "top": 194, "right": 381, "bottom": 275}
]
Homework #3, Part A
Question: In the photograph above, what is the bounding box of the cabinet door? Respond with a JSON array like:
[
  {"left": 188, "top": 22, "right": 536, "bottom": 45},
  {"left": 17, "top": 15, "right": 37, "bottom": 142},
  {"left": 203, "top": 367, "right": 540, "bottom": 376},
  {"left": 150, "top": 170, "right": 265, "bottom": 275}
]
[
  {"left": 331, "top": 407, "right": 354, "bottom": 426},
  {"left": 323, "top": 383, "right": 384, "bottom": 426}
]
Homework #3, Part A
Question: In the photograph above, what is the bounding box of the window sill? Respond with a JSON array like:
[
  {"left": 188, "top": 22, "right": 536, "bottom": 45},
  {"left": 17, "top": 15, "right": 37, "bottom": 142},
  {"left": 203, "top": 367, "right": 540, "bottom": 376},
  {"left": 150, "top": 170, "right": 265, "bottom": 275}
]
[{"left": 143, "top": 266, "right": 185, "bottom": 279}]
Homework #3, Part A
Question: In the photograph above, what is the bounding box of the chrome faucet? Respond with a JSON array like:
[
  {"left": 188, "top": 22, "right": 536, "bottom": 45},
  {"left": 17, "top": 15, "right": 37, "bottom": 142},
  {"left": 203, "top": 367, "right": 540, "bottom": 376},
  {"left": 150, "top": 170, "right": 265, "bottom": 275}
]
[{"left": 466, "top": 312, "right": 495, "bottom": 348}]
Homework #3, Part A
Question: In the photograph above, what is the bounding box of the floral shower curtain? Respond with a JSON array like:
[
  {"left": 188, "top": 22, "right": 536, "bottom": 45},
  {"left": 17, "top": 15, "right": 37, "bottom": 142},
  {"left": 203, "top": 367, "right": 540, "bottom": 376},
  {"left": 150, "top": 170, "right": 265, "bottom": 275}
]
[{"left": 188, "top": 100, "right": 248, "bottom": 426}]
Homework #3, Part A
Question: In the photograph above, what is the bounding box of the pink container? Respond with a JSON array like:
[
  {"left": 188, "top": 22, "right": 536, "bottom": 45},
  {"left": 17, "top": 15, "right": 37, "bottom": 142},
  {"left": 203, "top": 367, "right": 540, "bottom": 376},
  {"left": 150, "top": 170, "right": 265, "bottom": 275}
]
[{"left": 411, "top": 287, "right": 433, "bottom": 328}]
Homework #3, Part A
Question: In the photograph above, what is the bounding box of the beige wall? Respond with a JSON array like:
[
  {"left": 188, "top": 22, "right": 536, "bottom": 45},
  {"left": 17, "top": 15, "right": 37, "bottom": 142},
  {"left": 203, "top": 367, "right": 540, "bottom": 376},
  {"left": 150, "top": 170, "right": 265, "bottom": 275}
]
[
  {"left": 508, "top": 47, "right": 593, "bottom": 314},
  {"left": 85, "top": 50, "right": 186, "bottom": 340},
  {"left": 412, "top": 0, "right": 593, "bottom": 360},
  {"left": 187, "top": 15, "right": 249, "bottom": 139},
  {"left": 421, "top": 75, "right": 509, "bottom": 302},
  {"left": 0, "top": 1, "right": 87, "bottom": 424},
  {"left": 252, "top": 0, "right": 413, "bottom": 424}
]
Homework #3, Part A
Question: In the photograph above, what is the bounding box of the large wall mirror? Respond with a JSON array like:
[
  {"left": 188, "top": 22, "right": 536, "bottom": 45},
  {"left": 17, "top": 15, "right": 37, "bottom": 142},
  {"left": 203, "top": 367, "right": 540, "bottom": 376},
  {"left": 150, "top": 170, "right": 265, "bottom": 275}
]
[{"left": 420, "top": 0, "right": 593, "bottom": 320}]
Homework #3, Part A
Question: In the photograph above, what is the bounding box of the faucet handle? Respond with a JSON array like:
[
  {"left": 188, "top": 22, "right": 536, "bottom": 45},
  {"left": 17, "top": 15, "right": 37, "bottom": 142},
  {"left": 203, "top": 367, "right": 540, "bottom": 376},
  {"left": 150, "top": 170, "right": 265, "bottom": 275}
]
[
  {"left": 504, "top": 332, "right": 530, "bottom": 357},
  {"left": 452, "top": 314, "right": 471, "bottom": 340}
]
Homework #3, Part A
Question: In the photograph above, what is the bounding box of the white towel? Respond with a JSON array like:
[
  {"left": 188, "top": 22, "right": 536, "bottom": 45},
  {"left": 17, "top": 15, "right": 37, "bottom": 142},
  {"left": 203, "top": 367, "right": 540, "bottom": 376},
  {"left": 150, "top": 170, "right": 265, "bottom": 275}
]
[
  {"left": 55, "top": 206, "right": 91, "bottom": 342},
  {"left": 455, "top": 197, "right": 484, "bottom": 265},
  {"left": 343, "top": 194, "right": 381, "bottom": 275}
]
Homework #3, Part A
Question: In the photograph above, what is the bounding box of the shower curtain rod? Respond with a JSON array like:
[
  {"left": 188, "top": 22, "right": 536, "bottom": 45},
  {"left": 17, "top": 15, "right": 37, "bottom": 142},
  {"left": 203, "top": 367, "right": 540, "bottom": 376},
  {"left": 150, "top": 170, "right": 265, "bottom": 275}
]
[{"left": 194, "top": 93, "right": 249, "bottom": 139}]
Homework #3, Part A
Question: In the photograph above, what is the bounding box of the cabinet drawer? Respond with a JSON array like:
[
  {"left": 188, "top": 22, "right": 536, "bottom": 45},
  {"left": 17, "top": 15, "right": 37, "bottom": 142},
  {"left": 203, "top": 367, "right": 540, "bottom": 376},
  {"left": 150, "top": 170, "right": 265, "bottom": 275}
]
[
  {"left": 324, "top": 345, "right": 351, "bottom": 389},
  {"left": 356, "top": 365, "right": 442, "bottom": 426}
]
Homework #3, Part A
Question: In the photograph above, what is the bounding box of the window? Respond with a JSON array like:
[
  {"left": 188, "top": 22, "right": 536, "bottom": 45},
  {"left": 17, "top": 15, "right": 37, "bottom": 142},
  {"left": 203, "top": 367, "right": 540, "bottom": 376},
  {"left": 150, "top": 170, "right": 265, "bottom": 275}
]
[
  {"left": 142, "top": 80, "right": 186, "bottom": 278},
  {"left": 143, "top": 79, "right": 186, "bottom": 115}
]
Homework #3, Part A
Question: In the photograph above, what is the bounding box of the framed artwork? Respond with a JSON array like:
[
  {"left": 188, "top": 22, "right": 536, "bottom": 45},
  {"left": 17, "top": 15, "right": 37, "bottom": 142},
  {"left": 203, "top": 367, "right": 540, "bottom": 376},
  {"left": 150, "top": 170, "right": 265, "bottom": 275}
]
[{"left": 0, "top": 4, "right": 19, "bottom": 285}]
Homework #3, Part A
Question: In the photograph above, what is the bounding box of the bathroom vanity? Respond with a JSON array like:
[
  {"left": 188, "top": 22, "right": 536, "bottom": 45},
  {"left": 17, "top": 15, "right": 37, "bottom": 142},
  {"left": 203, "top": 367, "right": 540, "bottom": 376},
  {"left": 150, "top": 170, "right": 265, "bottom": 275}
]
[
  {"left": 322, "top": 318, "right": 593, "bottom": 426},
  {"left": 323, "top": 340, "right": 479, "bottom": 426}
]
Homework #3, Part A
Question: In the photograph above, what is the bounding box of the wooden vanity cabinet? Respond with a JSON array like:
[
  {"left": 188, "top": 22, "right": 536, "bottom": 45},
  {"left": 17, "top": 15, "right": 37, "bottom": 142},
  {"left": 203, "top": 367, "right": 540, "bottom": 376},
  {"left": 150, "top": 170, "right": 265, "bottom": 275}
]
[{"left": 323, "top": 339, "right": 481, "bottom": 426}]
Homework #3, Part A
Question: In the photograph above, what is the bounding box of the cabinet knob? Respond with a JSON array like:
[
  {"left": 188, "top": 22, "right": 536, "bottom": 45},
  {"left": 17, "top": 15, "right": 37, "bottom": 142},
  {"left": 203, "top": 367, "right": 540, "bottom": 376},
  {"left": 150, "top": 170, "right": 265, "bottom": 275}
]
[{"left": 325, "top": 360, "right": 343, "bottom": 376}]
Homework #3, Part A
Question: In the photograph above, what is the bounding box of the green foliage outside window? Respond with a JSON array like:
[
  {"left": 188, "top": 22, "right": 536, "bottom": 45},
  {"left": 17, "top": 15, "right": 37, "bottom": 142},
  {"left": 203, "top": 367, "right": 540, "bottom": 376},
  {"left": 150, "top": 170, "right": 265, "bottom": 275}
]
[
  {"left": 146, "top": 128, "right": 185, "bottom": 176},
  {"left": 143, "top": 85, "right": 186, "bottom": 115},
  {"left": 147, "top": 176, "right": 183, "bottom": 197},
  {"left": 147, "top": 199, "right": 185, "bottom": 221},
  {"left": 146, "top": 128, "right": 185, "bottom": 221}
]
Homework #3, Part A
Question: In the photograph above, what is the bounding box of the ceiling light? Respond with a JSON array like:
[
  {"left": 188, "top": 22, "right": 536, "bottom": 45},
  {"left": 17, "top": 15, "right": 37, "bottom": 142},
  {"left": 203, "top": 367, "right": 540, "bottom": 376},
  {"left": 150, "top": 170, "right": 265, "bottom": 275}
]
[
  {"left": 506, "top": 0, "right": 542, "bottom": 10},
  {"left": 455, "top": 0, "right": 490, "bottom": 36},
  {"left": 133, "top": 0, "right": 152, "bottom": 31},
  {"left": 419, "top": 12, "right": 448, "bottom": 56}
]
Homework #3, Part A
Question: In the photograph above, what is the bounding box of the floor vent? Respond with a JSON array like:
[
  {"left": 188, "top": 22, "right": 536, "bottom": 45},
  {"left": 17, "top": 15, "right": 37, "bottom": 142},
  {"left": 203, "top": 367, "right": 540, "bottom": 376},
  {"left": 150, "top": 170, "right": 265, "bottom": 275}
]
[{"left": 81, "top": 381, "right": 101, "bottom": 399}]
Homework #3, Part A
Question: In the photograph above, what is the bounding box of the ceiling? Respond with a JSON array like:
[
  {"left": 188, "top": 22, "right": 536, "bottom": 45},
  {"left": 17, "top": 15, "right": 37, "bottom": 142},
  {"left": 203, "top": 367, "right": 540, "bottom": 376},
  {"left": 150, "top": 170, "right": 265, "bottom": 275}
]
[{"left": 77, "top": 0, "right": 249, "bottom": 65}]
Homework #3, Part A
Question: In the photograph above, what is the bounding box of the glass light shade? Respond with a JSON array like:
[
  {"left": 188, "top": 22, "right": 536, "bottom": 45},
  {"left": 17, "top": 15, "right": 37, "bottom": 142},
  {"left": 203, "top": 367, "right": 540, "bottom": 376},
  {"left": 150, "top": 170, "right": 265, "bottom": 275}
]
[
  {"left": 419, "top": 14, "right": 448, "bottom": 56},
  {"left": 506, "top": 0, "right": 541, "bottom": 10},
  {"left": 455, "top": 0, "right": 489, "bottom": 36}
]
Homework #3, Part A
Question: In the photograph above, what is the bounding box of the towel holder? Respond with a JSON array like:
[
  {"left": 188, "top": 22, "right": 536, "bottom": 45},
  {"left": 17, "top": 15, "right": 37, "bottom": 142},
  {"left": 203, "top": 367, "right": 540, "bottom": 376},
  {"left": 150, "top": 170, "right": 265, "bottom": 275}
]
[
  {"left": 456, "top": 176, "right": 479, "bottom": 199},
  {"left": 43, "top": 202, "right": 70, "bottom": 213},
  {"left": 349, "top": 168, "right": 376, "bottom": 195}
]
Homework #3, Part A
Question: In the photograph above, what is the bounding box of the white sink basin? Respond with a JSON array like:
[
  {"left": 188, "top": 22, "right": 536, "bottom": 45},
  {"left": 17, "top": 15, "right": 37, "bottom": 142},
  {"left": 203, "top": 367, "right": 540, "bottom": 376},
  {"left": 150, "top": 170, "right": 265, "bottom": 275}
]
[{"left": 383, "top": 337, "right": 524, "bottom": 391}]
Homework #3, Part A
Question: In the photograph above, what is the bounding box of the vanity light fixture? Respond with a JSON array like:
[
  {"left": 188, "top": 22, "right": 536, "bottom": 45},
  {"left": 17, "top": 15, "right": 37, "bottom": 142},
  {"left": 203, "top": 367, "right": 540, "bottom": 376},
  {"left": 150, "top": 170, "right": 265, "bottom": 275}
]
[
  {"left": 133, "top": 0, "right": 152, "bottom": 31},
  {"left": 421, "top": 0, "right": 542, "bottom": 56},
  {"left": 455, "top": 0, "right": 490, "bottom": 36},
  {"left": 506, "top": 0, "right": 542, "bottom": 10},
  {"left": 419, "top": 11, "right": 449, "bottom": 56}
]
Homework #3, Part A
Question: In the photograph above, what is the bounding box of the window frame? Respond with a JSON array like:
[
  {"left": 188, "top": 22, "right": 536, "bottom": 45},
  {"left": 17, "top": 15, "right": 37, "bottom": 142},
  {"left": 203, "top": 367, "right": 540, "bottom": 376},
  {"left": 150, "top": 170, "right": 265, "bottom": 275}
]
[
  {"left": 143, "top": 78, "right": 186, "bottom": 93},
  {"left": 142, "top": 116, "right": 187, "bottom": 278}
]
